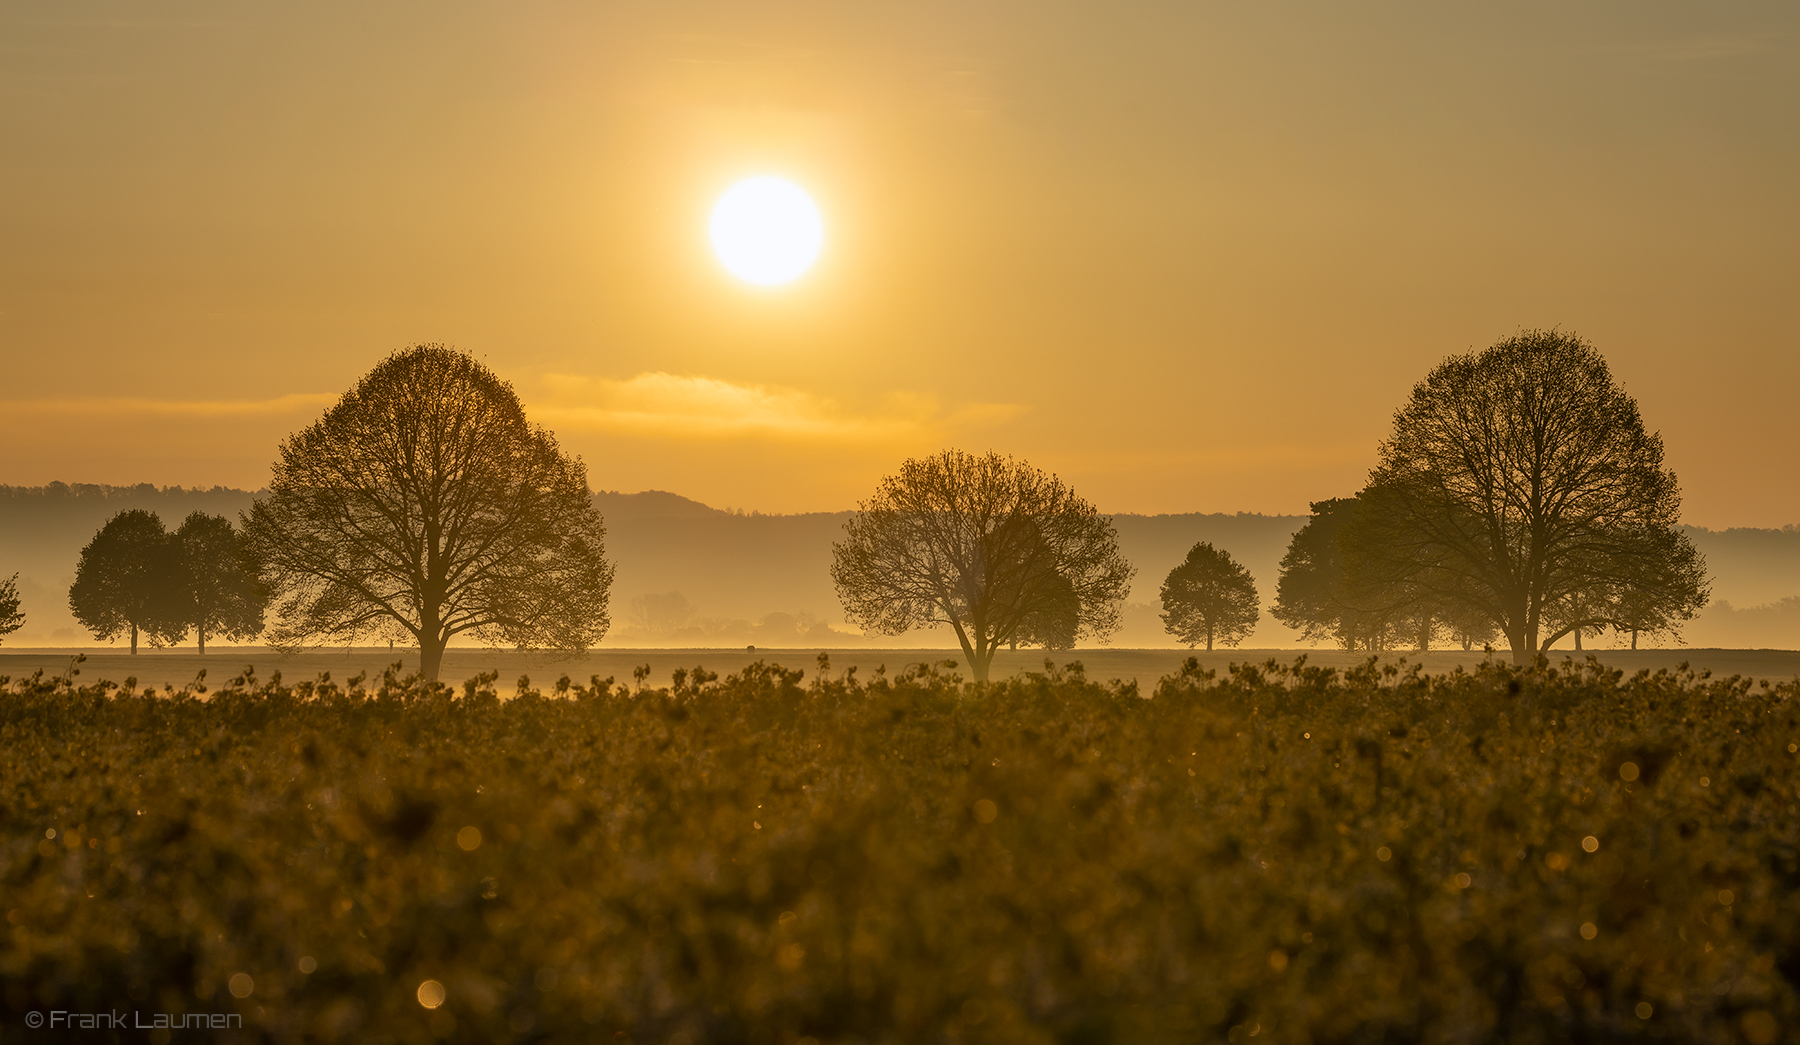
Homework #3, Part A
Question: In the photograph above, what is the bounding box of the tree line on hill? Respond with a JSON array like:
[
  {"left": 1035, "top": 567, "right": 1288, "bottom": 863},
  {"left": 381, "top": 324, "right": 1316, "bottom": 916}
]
[{"left": 15, "top": 330, "right": 1709, "bottom": 675}]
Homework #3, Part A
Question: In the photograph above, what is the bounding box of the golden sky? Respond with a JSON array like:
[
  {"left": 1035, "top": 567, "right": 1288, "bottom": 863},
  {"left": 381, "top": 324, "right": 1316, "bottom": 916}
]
[{"left": 2, "top": 1, "right": 1796, "bottom": 526}]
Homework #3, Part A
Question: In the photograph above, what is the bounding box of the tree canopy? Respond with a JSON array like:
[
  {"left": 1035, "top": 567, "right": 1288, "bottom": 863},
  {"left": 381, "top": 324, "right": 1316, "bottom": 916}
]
[
  {"left": 1272, "top": 498, "right": 1380, "bottom": 649},
  {"left": 1159, "top": 542, "right": 1259, "bottom": 650},
  {"left": 830, "top": 449, "right": 1133, "bottom": 681},
  {"left": 172, "top": 512, "right": 270, "bottom": 653},
  {"left": 68, "top": 509, "right": 186, "bottom": 653},
  {"left": 244, "top": 344, "right": 614, "bottom": 680},
  {"left": 1347, "top": 330, "right": 1707, "bottom": 662},
  {"left": 1274, "top": 497, "right": 1500, "bottom": 652}
]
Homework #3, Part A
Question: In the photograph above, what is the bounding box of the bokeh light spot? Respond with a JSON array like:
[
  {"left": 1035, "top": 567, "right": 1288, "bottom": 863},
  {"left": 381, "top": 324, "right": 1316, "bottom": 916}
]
[{"left": 418, "top": 980, "right": 447, "bottom": 1009}]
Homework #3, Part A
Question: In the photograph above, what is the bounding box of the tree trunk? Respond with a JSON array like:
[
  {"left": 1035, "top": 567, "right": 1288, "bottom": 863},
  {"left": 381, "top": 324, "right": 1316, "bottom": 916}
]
[
  {"left": 948, "top": 620, "right": 989, "bottom": 683},
  {"left": 421, "top": 634, "right": 445, "bottom": 683},
  {"left": 130, "top": 623, "right": 138, "bottom": 654},
  {"left": 1506, "top": 597, "right": 1536, "bottom": 665},
  {"left": 1631, "top": 629, "right": 1639, "bottom": 650},
  {"left": 1419, "top": 617, "right": 1431, "bottom": 652},
  {"left": 1507, "top": 626, "right": 1535, "bottom": 666},
  {"left": 1205, "top": 624, "right": 1213, "bottom": 652},
  {"left": 198, "top": 623, "right": 206, "bottom": 655},
  {"left": 1574, "top": 629, "right": 1582, "bottom": 652},
  {"left": 972, "top": 625, "right": 995, "bottom": 683},
  {"left": 421, "top": 581, "right": 445, "bottom": 681}
]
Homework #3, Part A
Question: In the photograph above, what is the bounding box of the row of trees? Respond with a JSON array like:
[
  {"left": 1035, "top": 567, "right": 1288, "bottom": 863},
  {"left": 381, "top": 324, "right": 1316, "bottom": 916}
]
[
  {"left": 69, "top": 510, "right": 268, "bottom": 653},
  {"left": 52, "top": 330, "right": 1704, "bottom": 677},
  {"left": 828, "top": 331, "right": 1708, "bottom": 669},
  {"left": 58, "top": 347, "right": 612, "bottom": 680},
  {"left": 826, "top": 450, "right": 1270, "bottom": 677}
]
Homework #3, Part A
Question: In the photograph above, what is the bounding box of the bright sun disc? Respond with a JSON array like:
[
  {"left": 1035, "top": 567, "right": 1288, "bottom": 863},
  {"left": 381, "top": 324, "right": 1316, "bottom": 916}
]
[{"left": 710, "top": 177, "right": 824, "bottom": 286}]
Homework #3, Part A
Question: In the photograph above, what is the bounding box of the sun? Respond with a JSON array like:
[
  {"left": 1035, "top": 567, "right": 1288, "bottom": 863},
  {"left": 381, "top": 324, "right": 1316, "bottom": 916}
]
[{"left": 709, "top": 177, "right": 824, "bottom": 286}]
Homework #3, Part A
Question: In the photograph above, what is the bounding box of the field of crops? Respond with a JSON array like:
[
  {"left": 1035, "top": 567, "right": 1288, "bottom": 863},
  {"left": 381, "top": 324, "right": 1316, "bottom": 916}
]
[{"left": 3, "top": 655, "right": 1798, "bottom": 1044}]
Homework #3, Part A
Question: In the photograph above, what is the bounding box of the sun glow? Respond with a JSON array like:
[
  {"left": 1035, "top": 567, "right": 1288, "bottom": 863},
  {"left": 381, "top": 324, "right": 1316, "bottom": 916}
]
[{"left": 709, "top": 177, "right": 824, "bottom": 286}]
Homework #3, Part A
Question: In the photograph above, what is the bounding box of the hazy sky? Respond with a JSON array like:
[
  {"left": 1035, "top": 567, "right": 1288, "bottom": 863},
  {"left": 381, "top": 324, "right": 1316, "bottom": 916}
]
[{"left": 3, "top": 1, "right": 1796, "bottom": 526}]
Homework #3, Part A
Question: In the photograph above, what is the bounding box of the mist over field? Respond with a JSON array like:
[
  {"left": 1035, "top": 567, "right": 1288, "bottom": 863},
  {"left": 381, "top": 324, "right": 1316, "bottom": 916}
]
[{"left": 5, "top": 482, "right": 1798, "bottom": 655}]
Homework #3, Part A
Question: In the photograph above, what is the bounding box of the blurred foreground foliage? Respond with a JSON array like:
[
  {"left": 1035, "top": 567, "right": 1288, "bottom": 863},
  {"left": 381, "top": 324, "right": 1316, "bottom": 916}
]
[{"left": 2, "top": 654, "right": 1798, "bottom": 1044}]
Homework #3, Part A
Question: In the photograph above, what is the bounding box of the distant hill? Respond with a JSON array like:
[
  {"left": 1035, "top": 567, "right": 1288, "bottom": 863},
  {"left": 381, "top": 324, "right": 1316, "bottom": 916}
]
[
  {"left": 1682, "top": 525, "right": 1800, "bottom": 608},
  {"left": 2, "top": 483, "right": 1796, "bottom": 650},
  {"left": 593, "top": 489, "right": 727, "bottom": 521}
]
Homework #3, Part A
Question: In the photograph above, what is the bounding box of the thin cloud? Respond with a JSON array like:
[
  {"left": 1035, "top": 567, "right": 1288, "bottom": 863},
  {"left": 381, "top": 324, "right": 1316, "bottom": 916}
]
[
  {"left": 1, "top": 394, "right": 336, "bottom": 417},
  {"left": 534, "top": 372, "right": 1024, "bottom": 444}
]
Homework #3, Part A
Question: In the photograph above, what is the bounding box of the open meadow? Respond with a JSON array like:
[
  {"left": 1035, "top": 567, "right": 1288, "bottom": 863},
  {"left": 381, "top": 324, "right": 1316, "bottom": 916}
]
[{"left": 3, "top": 655, "right": 1798, "bottom": 1043}]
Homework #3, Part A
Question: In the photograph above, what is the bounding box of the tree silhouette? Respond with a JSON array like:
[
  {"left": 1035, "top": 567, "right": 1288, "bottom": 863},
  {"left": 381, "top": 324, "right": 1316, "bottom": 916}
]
[
  {"left": 245, "top": 345, "right": 614, "bottom": 680},
  {"left": 1608, "top": 526, "right": 1710, "bottom": 648},
  {"left": 830, "top": 449, "right": 1133, "bottom": 681},
  {"left": 1538, "top": 523, "right": 1709, "bottom": 650},
  {"left": 171, "top": 512, "right": 270, "bottom": 654},
  {"left": 1159, "top": 542, "right": 1259, "bottom": 650},
  {"left": 1273, "top": 498, "right": 1392, "bottom": 650},
  {"left": 1277, "top": 498, "right": 1500, "bottom": 652},
  {"left": 68, "top": 509, "right": 185, "bottom": 653},
  {"left": 1351, "top": 330, "right": 1708, "bottom": 663},
  {"left": 0, "top": 573, "right": 23, "bottom": 643}
]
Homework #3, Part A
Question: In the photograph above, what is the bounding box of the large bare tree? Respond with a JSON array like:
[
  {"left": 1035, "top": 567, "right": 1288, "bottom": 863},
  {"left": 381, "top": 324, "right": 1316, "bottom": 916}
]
[
  {"left": 1349, "top": 330, "right": 1707, "bottom": 663},
  {"left": 830, "top": 450, "right": 1133, "bottom": 681},
  {"left": 245, "top": 345, "right": 613, "bottom": 680}
]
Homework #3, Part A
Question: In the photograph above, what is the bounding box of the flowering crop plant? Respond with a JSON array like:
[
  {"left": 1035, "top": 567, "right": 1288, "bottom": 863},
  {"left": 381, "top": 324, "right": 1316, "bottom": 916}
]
[{"left": 2, "top": 653, "right": 1797, "bottom": 1044}]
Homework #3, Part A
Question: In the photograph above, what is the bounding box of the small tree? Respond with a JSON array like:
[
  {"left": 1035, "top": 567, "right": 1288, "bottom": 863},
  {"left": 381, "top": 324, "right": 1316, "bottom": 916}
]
[
  {"left": 69, "top": 509, "right": 186, "bottom": 653},
  {"left": 1608, "top": 525, "right": 1710, "bottom": 648},
  {"left": 1535, "top": 523, "right": 1707, "bottom": 650},
  {"left": 627, "top": 592, "right": 695, "bottom": 639},
  {"left": 1159, "top": 542, "right": 1259, "bottom": 650},
  {"left": 171, "top": 512, "right": 270, "bottom": 653},
  {"left": 830, "top": 449, "right": 1133, "bottom": 681},
  {"left": 0, "top": 573, "right": 24, "bottom": 643},
  {"left": 245, "top": 345, "right": 615, "bottom": 680}
]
